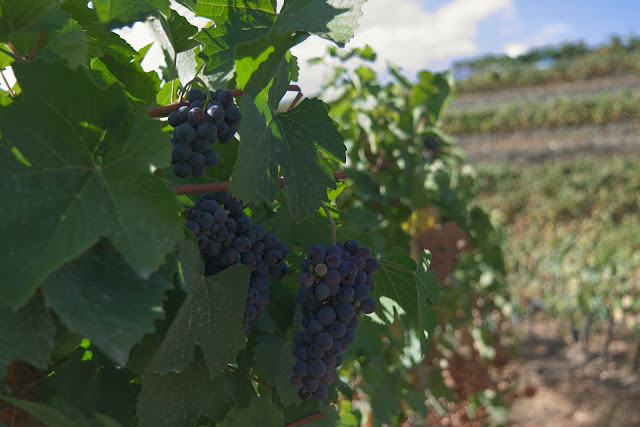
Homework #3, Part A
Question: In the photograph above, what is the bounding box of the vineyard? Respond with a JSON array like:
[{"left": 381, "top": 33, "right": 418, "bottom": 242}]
[{"left": 1, "top": 1, "right": 639, "bottom": 426}]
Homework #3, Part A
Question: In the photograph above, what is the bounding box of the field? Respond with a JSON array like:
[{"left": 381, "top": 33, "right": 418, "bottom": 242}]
[{"left": 449, "top": 62, "right": 640, "bottom": 426}]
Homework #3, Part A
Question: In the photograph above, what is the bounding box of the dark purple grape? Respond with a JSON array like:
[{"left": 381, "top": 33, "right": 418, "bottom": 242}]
[
  {"left": 203, "top": 149, "right": 219, "bottom": 167},
  {"left": 264, "top": 249, "right": 283, "bottom": 267},
  {"left": 199, "top": 199, "right": 219, "bottom": 213},
  {"left": 365, "top": 274, "right": 374, "bottom": 290},
  {"left": 300, "top": 258, "right": 311, "bottom": 272},
  {"left": 329, "top": 321, "right": 346, "bottom": 338},
  {"left": 303, "top": 329, "right": 315, "bottom": 345},
  {"left": 189, "top": 152, "right": 205, "bottom": 169},
  {"left": 336, "top": 303, "right": 355, "bottom": 322},
  {"left": 308, "top": 245, "right": 326, "bottom": 265},
  {"left": 241, "top": 251, "right": 260, "bottom": 270},
  {"left": 178, "top": 105, "right": 190, "bottom": 122},
  {"left": 187, "top": 88, "right": 206, "bottom": 103},
  {"left": 338, "top": 262, "right": 357, "bottom": 281},
  {"left": 309, "top": 360, "right": 326, "bottom": 378},
  {"left": 291, "top": 376, "right": 304, "bottom": 388},
  {"left": 207, "top": 104, "right": 225, "bottom": 123},
  {"left": 364, "top": 258, "right": 379, "bottom": 274},
  {"left": 256, "top": 289, "right": 269, "bottom": 307},
  {"left": 184, "top": 220, "right": 200, "bottom": 235},
  {"left": 315, "top": 332, "right": 333, "bottom": 352},
  {"left": 236, "top": 216, "right": 252, "bottom": 233},
  {"left": 168, "top": 111, "right": 182, "bottom": 127},
  {"left": 174, "top": 161, "right": 192, "bottom": 178},
  {"left": 213, "top": 209, "right": 228, "bottom": 224},
  {"left": 216, "top": 120, "right": 229, "bottom": 136},
  {"left": 244, "top": 304, "right": 257, "bottom": 321},
  {"left": 325, "top": 244, "right": 341, "bottom": 255},
  {"left": 335, "top": 355, "right": 343, "bottom": 368},
  {"left": 206, "top": 239, "right": 222, "bottom": 256},
  {"left": 327, "top": 340, "right": 342, "bottom": 357},
  {"left": 309, "top": 319, "right": 324, "bottom": 335},
  {"left": 312, "top": 384, "right": 327, "bottom": 400},
  {"left": 360, "top": 297, "right": 377, "bottom": 314},
  {"left": 190, "top": 100, "right": 205, "bottom": 109},
  {"left": 339, "top": 328, "right": 355, "bottom": 347},
  {"left": 318, "top": 306, "right": 336, "bottom": 325},
  {"left": 355, "top": 270, "right": 367, "bottom": 284},
  {"left": 246, "top": 286, "right": 259, "bottom": 304},
  {"left": 192, "top": 166, "right": 206, "bottom": 177},
  {"left": 294, "top": 345, "right": 309, "bottom": 361},
  {"left": 172, "top": 143, "right": 192, "bottom": 162},
  {"left": 353, "top": 283, "right": 369, "bottom": 301},
  {"left": 302, "top": 377, "right": 318, "bottom": 393},
  {"left": 269, "top": 262, "right": 288, "bottom": 280},
  {"left": 197, "top": 121, "right": 217, "bottom": 141},
  {"left": 216, "top": 89, "right": 233, "bottom": 107},
  {"left": 197, "top": 234, "right": 209, "bottom": 251},
  {"left": 214, "top": 191, "right": 231, "bottom": 205},
  {"left": 294, "top": 332, "right": 305, "bottom": 346},
  {"left": 348, "top": 317, "right": 360, "bottom": 330},
  {"left": 324, "top": 269, "right": 341, "bottom": 287},
  {"left": 319, "top": 370, "right": 334, "bottom": 385},
  {"left": 321, "top": 353, "right": 336, "bottom": 370},
  {"left": 314, "top": 282, "right": 330, "bottom": 300},
  {"left": 255, "top": 261, "right": 268, "bottom": 276},
  {"left": 235, "top": 235, "right": 252, "bottom": 253},
  {"left": 325, "top": 253, "right": 341, "bottom": 270},
  {"left": 340, "top": 251, "right": 351, "bottom": 261},
  {"left": 337, "top": 286, "right": 355, "bottom": 304},
  {"left": 211, "top": 223, "right": 229, "bottom": 241},
  {"left": 357, "top": 246, "right": 372, "bottom": 260},
  {"left": 188, "top": 107, "right": 206, "bottom": 126},
  {"left": 263, "top": 232, "right": 279, "bottom": 250},
  {"left": 293, "top": 361, "right": 309, "bottom": 377},
  {"left": 298, "top": 389, "right": 312, "bottom": 400},
  {"left": 224, "top": 105, "right": 241, "bottom": 123},
  {"left": 308, "top": 344, "right": 325, "bottom": 360},
  {"left": 219, "top": 124, "right": 236, "bottom": 143},
  {"left": 344, "top": 239, "right": 359, "bottom": 255},
  {"left": 299, "top": 272, "right": 314, "bottom": 288},
  {"left": 329, "top": 285, "right": 340, "bottom": 297},
  {"left": 250, "top": 275, "right": 268, "bottom": 292},
  {"left": 221, "top": 249, "right": 241, "bottom": 266},
  {"left": 224, "top": 218, "right": 237, "bottom": 233},
  {"left": 222, "top": 232, "right": 236, "bottom": 249},
  {"left": 174, "top": 123, "right": 196, "bottom": 143},
  {"left": 350, "top": 255, "right": 365, "bottom": 270}
]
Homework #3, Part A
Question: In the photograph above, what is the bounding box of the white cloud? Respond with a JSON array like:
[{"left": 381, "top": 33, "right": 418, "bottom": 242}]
[
  {"left": 504, "top": 23, "right": 572, "bottom": 57},
  {"left": 293, "top": 0, "right": 511, "bottom": 94}
]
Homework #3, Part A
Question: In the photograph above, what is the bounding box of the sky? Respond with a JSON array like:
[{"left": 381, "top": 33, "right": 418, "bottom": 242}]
[{"left": 2, "top": 0, "right": 639, "bottom": 95}]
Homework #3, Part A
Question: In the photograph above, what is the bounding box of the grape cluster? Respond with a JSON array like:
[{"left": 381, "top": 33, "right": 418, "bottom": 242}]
[
  {"left": 184, "top": 190, "right": 288, "bottom": 335},
  {"left": 290, "top": 239, "right": 378, "bottom": 400},
  {"left": 168, "top": 88, "right": 242, "bottom": 178}
]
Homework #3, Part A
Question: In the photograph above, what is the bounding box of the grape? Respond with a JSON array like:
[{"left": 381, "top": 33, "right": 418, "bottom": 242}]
[
  {"left": 216, "top": 89, "right": 234, "bottom": 107},
  {"left": 294, "top": 332, "right": 305, "bottom": 346},
  {"left": 355, "top": 270, "right": 367, "bottom": 284},
  {"left": 364, "top": 257, "right": 379, "bottom": 273},
  {"left": 214, "top": 190, "right": 231, "bottom": 205},
  {"left": 235, "top": 235, "right": 252, "bottom": 253},
  {"left": 340, "top": 328, "right": 355, "bottom": 347},
  {"left": 315, "top": 332, "right": 333, "bottom": 351},
  {"left": 339, "top": 262, "right": 357, "bottom": 280},
  {"left": 256, "top": 289, "right": 269, "bottom": 307},
  {"left": 222, "top": 249, "right": 241, "bottom": 266},
  {"left": 244, "top": 304, "right": 257, "bottom": 321},
  {"left": 237, "top": 217, "right": 253, "bottom": 234},
  {"left": 335, "top": 355, "right": 343, "bottom": 368},
  {"left": 225, "top": 218, "right": 237, "bottom": 233},
  {"left": 188, "top": 107, "right": 206, "bottom": 126},
  {"left": 174, "top": 161, "right": 192, "bottom": 178},
  {"left": 322, "top": 353, "right": 336, "bottom": 370},
  {"left": 207, "top": 105, "right": 225, "bottom": 123},
  {"left": 308, "top": 245, "right": 326, "bottom": 265},
  {"left": 199, "top": 199, "right": 219, "bottom": 213},
  {"left": 309, "top": 319, "right": 324, "bottom": 335},
  {"left": 174, "top": 123, "right": 196, "bottom": 143},
  {"left": 291, "top": 376, "right": 304, "bottom": 388},
  {"left": 172, "top": 143, "right": 192, "bottom": 162},
  {"left": 293, "top": 361, "right": 309, "bottom": 377},
  {"left": 246, "top": 286, "right": 259, "bottom": 304},
  {"left": 312, "top": 384, "right": 327, "bottom": 400},
  {"left": 211, "top": 223, "right": 229, "bottom": 241},
  {"left": 344, "top": 239, "right": 359, "bottom": 255},
  {"left": 303, "top": 329, "right": 315, "bottom": 345},
  {"left": 337, "top": 286, "right": 355, "bottom": 304},
  {"left": 168, "top": 111, "right": 182, "bottom": 127},
  {"left": 178, "top": 105, "right": 190, "bottom": 122},
  {"left": 206, "top": 239, "right": 221, "bottom": 256},
  {"left": 360, "top": 297, "right": 377, "bottom": 314},
  {"left": 224, "top": 106, "right": 241, "bottom": 123},
  {"left": 190, "top": 100, "right": 205, "bottom": 109},
  {"left": 327, "top": 340, "right": 342, "bottom": 357},
  {"left": 294, "top": 345, "right": 310, "bottom": 361},
  {"left": 348, "top": 317, "right": 360, "bottom": 330},
  {"left": 325, "top": 244, "right": 341, "bottom": 255},
  {"left": 189, "top": 152, "right": 205, "bottom": 169},
  {"left": 184, "top": 220, "right": 200, "bottom": 235},
  {"left": 241, "top": 251, "right": 260, "bottom": 270},
  {"left": 354, "top": 283, "right": 370, "bottom": 301},
  {"left": 269, "top": 262, "right": 288, "bottom": 280},
  {"left": 324, "top": 269, "right": 341, "bottom": 287},
  {"left": 254, "top": 225, "right": 267, "bottom": 240},
  {"left": 196, "top": 236, "right": 208, "bottom": 253},
  {"left": 318, "top": 306, "right": 336, "bottom": 325},
  {"left": 308, "top": 344, "right": 325, "bottom": 360},
  {"left": 319, "top": 370, "right": 334, "bottom": 385},
  {"left": 219, "top": 125, "right": 236, "bottom": 143},
  {"left": 242, "top": 322, "right": 251, "bottom": 336},
  {"left": 216, "top": 120, "right": 229, "bottom": 136},
  {"left": 298, "top": 389, "right": 312, "bottom": 401},
  {"left": 350, "top": 255, "right": 365, "bottom": 270},
  {"left": 300, "top": 258, "right": 311, "bottom": 272},
  {"left": 202, "top": 149, "right": 219, "bottom": 167},
  {"left": 222, "top": 232, "right": 236, "bottom": 249},
  {"left": 227, "top": 200, "right": 244, "bottom": 217},
  {"left": 329, "top": 321, "right": 346, "bottom": 339},
  {"left": 329, "top": 285, "right": 340, "bottom": 297},
  {"left": 314, "top": 282, "right": 330, "bottom": 300},
  {"left": 337, "top": 303, "right": 355, "bottom": 321},
  {"left": 302, "top": 378, "right": 318, "bottom": 393},
  {"left": 365, "top": 274, "right": 374, "bottom": 290},
  {"left": 308, "top": 360, "right": 326, "bottom": 378},
  {"left": 255, "top": 262, "right": 268, "bottom": 276},
  {"left": 325, "top": 253, "right": 341, "bottom": 270},
  {"left": 213, "top": 209, "right": 228, "bottom": 224},
  {"left": 264, "top": 249, "right": 283, "bottom": 267},
  {"left": 187, "top": 88, "right": 206, "bottom": 102},
  {"left": 298, "top": 272, "right": 314, "bottom": 288},
  {"left": 357, "top": 246, "right": 372, "bottom": 260},
  {"left": 250, "top": 275, "right": 268, "bottom": 292},
  {"left": 197, "top": 122, "right": 217, "bottom": 141},
  {"left": 314, "top": 263, "right": 328, "bottom": 277}
]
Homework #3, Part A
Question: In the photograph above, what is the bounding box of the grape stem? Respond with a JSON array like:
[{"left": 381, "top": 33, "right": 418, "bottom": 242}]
[
  {"left": 27, "top": 31, "right": 45, "bottom": 61},
  {"left": 147, "top": 85, "right": 303, "bottom": 117},
  {"left": 0, "top": 69, "right": 14, "bottom": 97},
  {"left": 170, "top": 171, "right": 348, "bottom": 195},
  {"left": 320, "top": 201, "right": 337, "bottom": 245},
  {"left": 283, "top": 411, "right": 324, "bottom": 427}
]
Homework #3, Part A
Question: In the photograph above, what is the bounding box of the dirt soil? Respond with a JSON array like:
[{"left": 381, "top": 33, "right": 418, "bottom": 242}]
[{"left": 506, "top": 318, "right": 640, "bottom": 427}]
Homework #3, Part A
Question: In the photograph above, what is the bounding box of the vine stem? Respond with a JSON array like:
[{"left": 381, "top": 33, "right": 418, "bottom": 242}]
[
  {"left": 1, "top": 69, "right": 14, "bottom": 97},
  {"left": 283, "top": 411, "right": 324, "bottom": 427},
  {"left": 320, "top": 201, "right": 337, "bottom": 245},
  {"left": 147, "top": 85, "right": 304, "bottom": 117},
  {"left": 170, "top": 171, "right": 348, "bottom": 195},
  {"left": 226, "top": 365, "right": 273, "bottom": 389},
  {"left": 27, "top": 32, "right": 45, "bottom": 61},
  {"left": 6, "top": 44, "right": 22, "bottom": 59}
]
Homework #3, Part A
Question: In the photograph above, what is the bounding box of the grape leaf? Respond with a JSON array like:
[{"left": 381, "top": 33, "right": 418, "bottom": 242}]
[
  {"left": 0, "top": 296, "right": 54, "bottom": 380},
  {"left": 230, "top": 32, "right": 345, "bottom": 221},
  {"left": 271, "top": 206, "right": 331, "bottom": 251},
  {"left": 92, "top": 0, "right": 170, "bottom": 29},
  {"left": 360, "top": 365, "right": 402, "bottom": 425},
  {"left": 150, "top": 240, "right": 251, "bottom": 379},
  {"left": 0, "top": 0, "right": 58, "bottom": 42},
  {"left": 196, "top": 0, "right": 366, "bottom": 83},
  {"left": 137, "top": 351, "right": 250, "bottom": 427},
  {"left": 218, "top": 395, "right": 283, "bottom": 427},
  {"left": 90, "top": 54, "right": 161, "bottom": 105},
  {"left": 0, "top": 60, "right": 184, "bottom": 309},
  {"left": 252, "top": 335, "right": 299, "bottom": 407},
  {"left": 37, "top": 18, "right": 88, "bottom": 69},
  {"left": 41, "top": 239, "right": 175, "bottom": 366},
  {"left": 283, "top": 401, "right": 340, "bottom": 427},
  {"left": 37, "top": 348, "right": 137, "bottom": 426},
  {"left": 0, "top": 395, "right": 83, "bottom": 427},
  {"left": 149, "top": 10, "right": 200, "bottom": 55},
  {"left": 376, "top": 249, "right": 439, "bottom": 355}
]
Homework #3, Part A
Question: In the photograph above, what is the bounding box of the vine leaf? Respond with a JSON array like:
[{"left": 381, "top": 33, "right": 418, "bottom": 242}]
[
  {"left": 0, "top": 296, "right": 55, "bottom": 380},
  {"left": 41, "top": 239, "right": 176, "bottom": 366},
  {"left": 137, "top": 351, "right": 252, "bottom": 427},
  {"left": 271, "top": 206, "right": 331, "bottom": 251},
  {"left": 0, "top": 0, "right": 58, "bottom": 42},
  {"left": 91, "top": 0, "right": 170, "bottom": 29},
  {"left": 376, "top": 249, "right": 439, "bottom": 354},
  {"left": 197, "top": 0, "right": 366, "bottom": 84},
  {"left": 0, "top": 60, "right": 184, "bottom": 309},
  {"left": 148, "top": 10, "right": 200, "bottom": 56},
  {"left": 0, "top": 395, "right": 83, "bottom": 427},
  {"left": 231, "top": 31, "right": 346, "bottom": 221},
  {"left": 252, "top": 335, "right": 299, "bottom": 407},
  {"left": 36, "top": 18, "right": 88, "bottom": 69},
  {"left": 150, "top": 240, "right": 251, "bottom": 378},
  {"left": 218, "top": 395, "right": 283, "bottom": 427}
]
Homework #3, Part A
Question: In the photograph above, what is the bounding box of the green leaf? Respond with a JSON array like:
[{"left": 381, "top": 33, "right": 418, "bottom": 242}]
[
  {"left": 376, "top": 249, "right": 439, "bottom": 354},
  {"left": 150, "top": 243, "right": 251, "bottom": 378},
  {"left": 37, "top": 348, "right": 137, "bottom": 426},
  {"left": 92, "top": 0, "right": 170, "bottom": 29},
  {"left": 0, "top": 395, "right": 83, "bottom": 427},
  {"left": 360, "top": 365, "right": 402, "bottom": 424},
  {"left": 149, "top": 10, "right": 199, "bottom": 55},
  {"left": 38, "top": 18, "right": 88, "bottom": 69},
  {"left": 61, "top": 0, "right": 137, "bottom": 59},
  {"left": 271, "top": 206, "right": 331, "bottom": 251},
  {"left": 283, "top": 402, "right": 339, "bottom": 427},
  {"left": 218, "top": 395, "right": 283, "bottom": 427},
  {"left": 252, "top": 334, "right": 299, "bottom": 407},
  {"left": 155, "top": 78, "right": 180, "bottom": 106},
  {"left": 137, "top": 350, "right": 249, "bottom": 427},
  {"left": 0, "top": 0, "right": 58, "bottom": 42},
  {"left": 90, "top": 54, "right": 161, "bottom": 105},
  {"left": 0, "top": 296, "right": 54, "bottom": 379},
  {"left": 197, "top": 0, "right": 366, "bottom": 83},
  {"left": 41, "top": 239, "right": 175, "bottom": 366},
  {"left": 0, "top": 60, "right": 184, "bottom": 309}
]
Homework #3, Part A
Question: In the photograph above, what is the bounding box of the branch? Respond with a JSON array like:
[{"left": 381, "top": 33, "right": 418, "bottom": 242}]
[
  {"left": 171, "top": 171, "right": 348, "bottom": 195},
  {"left": 148, "top": 85, "right": 305, "bottom": 117},
  {"left": 27, "top": 32, "right": 45, "bottom": 61},
  {"left": 320, "top": 201, "right": 337, "bottom": 245},
  {"left": 6, "top": 43, "right": 22, "bottom": 59},
  {"left": 283, "top": 411, "right": 324, "bottom": 427}
]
